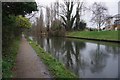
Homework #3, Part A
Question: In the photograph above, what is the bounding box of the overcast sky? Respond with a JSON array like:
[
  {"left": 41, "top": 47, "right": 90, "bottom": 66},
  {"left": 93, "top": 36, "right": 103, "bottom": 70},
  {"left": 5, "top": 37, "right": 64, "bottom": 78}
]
[{"left": 34, "top": 0, "right": 120, "bottom": 28}]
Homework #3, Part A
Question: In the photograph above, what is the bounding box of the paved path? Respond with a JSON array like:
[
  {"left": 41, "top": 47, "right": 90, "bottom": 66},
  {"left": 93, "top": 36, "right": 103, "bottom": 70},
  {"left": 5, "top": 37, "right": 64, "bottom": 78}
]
[{"left": 14, "top": 35, "right": 51, "bottom": 78}]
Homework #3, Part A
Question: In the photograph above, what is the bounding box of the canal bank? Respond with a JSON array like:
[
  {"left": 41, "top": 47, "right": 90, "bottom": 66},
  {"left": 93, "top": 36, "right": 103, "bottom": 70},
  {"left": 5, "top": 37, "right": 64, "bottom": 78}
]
[
  {"left": 66, "top": 30, "right": 120, "bottom": 43},
  {"left": 27, "top": 37, "right": 77, "bottom": 78}
]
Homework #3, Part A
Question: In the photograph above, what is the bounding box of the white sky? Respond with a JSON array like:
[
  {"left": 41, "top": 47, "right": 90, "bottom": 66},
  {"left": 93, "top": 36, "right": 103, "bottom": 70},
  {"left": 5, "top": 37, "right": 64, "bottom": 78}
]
[{"left": 34, "top": 0, "right": 120, "bottom": 28}]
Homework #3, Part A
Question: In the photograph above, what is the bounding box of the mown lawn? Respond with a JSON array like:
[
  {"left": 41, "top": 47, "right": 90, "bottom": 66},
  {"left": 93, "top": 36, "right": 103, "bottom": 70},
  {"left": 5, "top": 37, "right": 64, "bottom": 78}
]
[{"left": 67, "top": 30, "right": 120, "bottom": 41}]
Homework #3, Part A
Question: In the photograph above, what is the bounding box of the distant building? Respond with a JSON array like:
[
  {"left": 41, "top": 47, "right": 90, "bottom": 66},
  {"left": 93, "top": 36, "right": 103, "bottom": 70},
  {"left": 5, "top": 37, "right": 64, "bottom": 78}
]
[
  {"left": 104, "top": 16, "right": 114, "bottom": 30},
  {"left": 104, "top": 1, "right": 120, "bottom": 30},
  {"left": 114, "top": 14, "right": 120, "bottom": 25},
  {"left": 104, "top": 14, "right": 120, "bottom": 30}
]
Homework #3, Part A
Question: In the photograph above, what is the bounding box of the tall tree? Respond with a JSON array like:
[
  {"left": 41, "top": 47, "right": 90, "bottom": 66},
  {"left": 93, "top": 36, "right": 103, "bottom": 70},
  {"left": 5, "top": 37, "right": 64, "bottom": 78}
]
[
  {"left": 35, "top": 8, "right": 45, "bottom": 36},
  {"left": 75, "top": 0, "right": 84, "bottom": 30},
  {"left": 39, "top": 9, "right": 44, "bottom": 34},
  {"left": 60, "top": 0, "right": 77, "bottom": 31},
  {"left": 90, "top": 2, "right": 108, "bottom": 31},
  {"left": 46, "top": 6, "right": 51, "bottom": 32},
  {"left": 36, "top": 17, "right": 39, "bottom": 36},
  {"left": 50, "top": 4, "right": 54, "bottom": 25},
  {"left": 54, "top": 1, "right": 59, "bottom": 20},
  {"left": 50, "top": 1, "right": 60, "bottom": 28}
]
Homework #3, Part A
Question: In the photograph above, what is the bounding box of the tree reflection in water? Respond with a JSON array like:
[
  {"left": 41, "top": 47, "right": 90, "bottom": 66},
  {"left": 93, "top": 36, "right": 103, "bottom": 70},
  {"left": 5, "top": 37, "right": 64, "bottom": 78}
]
[
  {"left": 33, "top": 36, "right": 119, "bottom": 78},
  {"left": 88, "top": 43, "right": 120, "bottom": 76},
  {"left": 62, "top": 39, "right": 87, "bottom": 76},
  {"left": 50, "top": 37, "right": 65, "bottom": 60},
  {"left": 105, "top": 45, "right": 120, "bottom": 58},
  {"left": 90, "top": 43, "right": 109, "bottom": 73}
]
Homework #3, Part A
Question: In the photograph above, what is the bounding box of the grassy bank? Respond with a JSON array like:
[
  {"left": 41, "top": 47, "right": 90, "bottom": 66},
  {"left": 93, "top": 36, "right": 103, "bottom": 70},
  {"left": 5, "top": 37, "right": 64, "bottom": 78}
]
[
  {"left": 2, "top": 37, "right": 20, "bottom": 78},
  {"left": 28, "top": 38, "right": 77, "bottom": 78},
  {"left": 67, "top": 30, "right": 120, "bottom": 42}
]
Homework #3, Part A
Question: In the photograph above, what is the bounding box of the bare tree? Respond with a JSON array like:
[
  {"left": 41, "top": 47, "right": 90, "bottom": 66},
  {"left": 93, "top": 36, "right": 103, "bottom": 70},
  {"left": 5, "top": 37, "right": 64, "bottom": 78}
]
[
  {"left": 34, "top": 9, "right": 45, "bottom": 36},
  {"left": 54, "top": 1, "right": 59, "bottom": 20},
  {"left": 36, "top": 17, "right": 39, "bottom": 36},
  {"left": 46, "top": 6, "right": 51, "bottom": 32},
  {"left": 90, "top": 2, "right": 108, "bottom": 31},
  {"left": 75, "top": 0, "right": 85, "bottom": 30},
  {"left": 60, "top": 0, "right": 77, "bottom": 31},
  {"left": 39, "top": 9, "right": 44, "bottom": 34},
  {"left": 50, "top": 4, "right": 54, "bottom": 25}
]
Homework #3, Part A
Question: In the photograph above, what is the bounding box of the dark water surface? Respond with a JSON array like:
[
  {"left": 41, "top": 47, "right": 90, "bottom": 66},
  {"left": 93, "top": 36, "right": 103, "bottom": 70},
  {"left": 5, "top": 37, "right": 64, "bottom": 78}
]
[{"left": 32, "top": 36, "right": 120, "bottom": 78}]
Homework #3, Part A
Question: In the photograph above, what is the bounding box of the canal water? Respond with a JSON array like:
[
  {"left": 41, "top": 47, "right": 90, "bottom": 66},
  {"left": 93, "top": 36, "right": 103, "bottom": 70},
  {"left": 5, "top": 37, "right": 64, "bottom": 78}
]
[{"left": 33, "top": 36, "right": 120, "bottom": 78}]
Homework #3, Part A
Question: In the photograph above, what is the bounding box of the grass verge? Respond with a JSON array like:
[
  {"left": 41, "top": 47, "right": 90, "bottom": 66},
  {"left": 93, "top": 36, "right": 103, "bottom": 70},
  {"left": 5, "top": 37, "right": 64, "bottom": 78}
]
[
  {"left": 67, "top": 30, "right": 120, "bottom": 41},
  {"left": 2, "top": 37, "right": 20, "bottom": 78},
  {"left": 28, "top": 38, "right": 77, "bottom": 78}
]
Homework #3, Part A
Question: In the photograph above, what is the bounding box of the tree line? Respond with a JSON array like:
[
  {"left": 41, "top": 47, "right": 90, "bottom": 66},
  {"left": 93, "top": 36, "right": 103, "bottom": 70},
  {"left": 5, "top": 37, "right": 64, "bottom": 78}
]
[
  {"left": 31, "top": 0, "right": 86, "bottom": 36},
  {"left": 2, "top": 2, "right": 38, "bottom": 55},
  {"left": 31, "top": 0, "right": 108, "bottom": 37}
]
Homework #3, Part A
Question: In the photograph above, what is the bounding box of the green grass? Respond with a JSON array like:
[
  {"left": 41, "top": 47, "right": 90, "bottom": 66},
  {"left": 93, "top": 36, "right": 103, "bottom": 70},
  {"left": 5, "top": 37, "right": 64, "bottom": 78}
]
[
  {"left": 2, "top": 38, "right": 20, "bottom": 78},
  {"left": 67, "top": 30, "right": 120, "bottom": 41},
  {"left": 28, "top": 38, "right": 77, "bottom": 78}
]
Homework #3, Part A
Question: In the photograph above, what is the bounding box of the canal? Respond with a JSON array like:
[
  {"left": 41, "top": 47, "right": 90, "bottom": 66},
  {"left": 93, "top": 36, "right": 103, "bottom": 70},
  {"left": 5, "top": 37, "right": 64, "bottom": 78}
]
[{"left": 33, "top": 36, "right": 120, "bottom": 78}]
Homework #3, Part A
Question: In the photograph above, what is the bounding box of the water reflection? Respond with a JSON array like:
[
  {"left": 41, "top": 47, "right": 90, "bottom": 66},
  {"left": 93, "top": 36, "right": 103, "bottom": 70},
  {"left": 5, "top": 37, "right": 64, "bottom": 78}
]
[
  {"left": 90, "top": 44, "right": 108, "bottom": 73},
  {"left": 33, "top": 36, "right": 119, "bottom": 78}
]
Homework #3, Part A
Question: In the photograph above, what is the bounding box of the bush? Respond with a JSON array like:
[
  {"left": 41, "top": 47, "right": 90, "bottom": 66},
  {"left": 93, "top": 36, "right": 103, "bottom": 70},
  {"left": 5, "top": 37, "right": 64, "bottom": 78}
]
[
  {"left": 50, "top": 19, "right": 66, "bottom": 37},
  {"left": 2, "top": 37, "right": 20, "bottom": 78}
]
